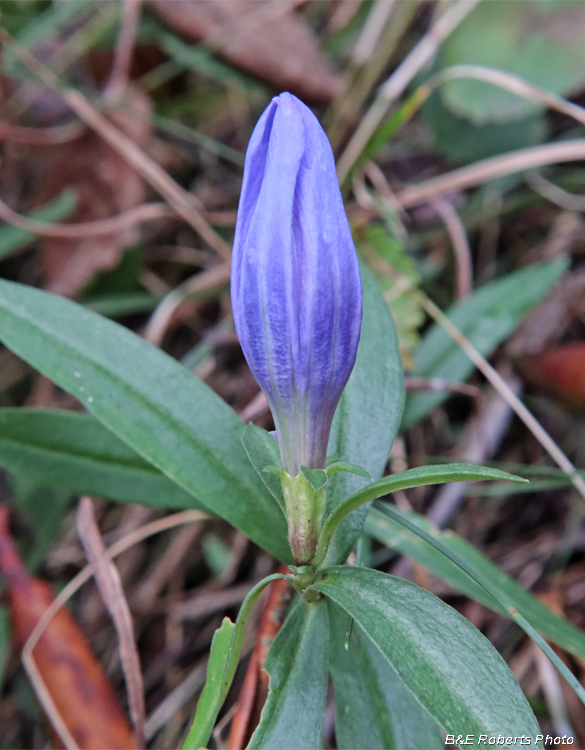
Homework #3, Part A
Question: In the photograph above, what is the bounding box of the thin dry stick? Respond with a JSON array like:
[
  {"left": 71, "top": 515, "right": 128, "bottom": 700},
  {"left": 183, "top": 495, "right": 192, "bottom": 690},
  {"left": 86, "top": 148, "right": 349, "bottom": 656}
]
[
  {"left": 144, "top": 659, "right": 209, "bottom": 740},
  {"left": 0, "top": 29, "right": 232, "bottom": 261},
  {"left": 352, "top": 166, "right": 408, "bottom": 241},
  {"left": 426, "top": 367, "right": 519, "bottom": 528},
  {"left": 397, "top": 139, "right": 585, "bottom": 208},
  {"left": 22, "top": 510, "right": 207, "bottom": 750},
  {"left": 364, "top": 161, "right": 408, "bottom": 231},
  {"left": 431, "top": 65, "right": 585, "bottom": 128},
  {"left": 526, "top": 172, "right": 585, "bottom": 213},
  {"left": 0, "top": 196, "right": 174, "bottom": 238},
  {"left": 23, "top": 662, "right": 80, "bottom": 750},
  {"left": 351, "top": 0, "right": 398, "bottom": 66},
  {"left": 144, "top": 262, "right": 231, "bottom": 345},
  {"left": 0, "top": 120, "right": 84, "bottom": 145},
  {"left": 239, "top": 390, "right": 270, "bottom": 423},
  {"left": 134, "top": 523, "right": 201, "bottom": 611},
  {"left": 404, "top": 376, "right": 480, "bottom": 398},
  {"left": 337, "top": 0, "right": 481, "bottom": 182},
  {"left": 105, "top": 0, "right": 142, "bottom": 100},
  {"left": 419, "top": 294, "right": 585, "bottom": 503},
  {"left": 533, "top": 644, "right": 575, "bottom": 739},
  {"left": 77, "top": 498, "right": 145, "bottom": 749},
  {"left": 431, "top": 198, "right": 472, "bottom": 300}
]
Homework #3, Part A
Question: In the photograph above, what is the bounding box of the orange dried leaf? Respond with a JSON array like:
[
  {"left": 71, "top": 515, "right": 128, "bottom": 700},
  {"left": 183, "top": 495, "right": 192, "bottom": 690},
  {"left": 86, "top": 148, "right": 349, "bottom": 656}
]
[
  {"left": 0, "top": 506, "right": 137, "bottom": 750},
  {"left": 527, "top": 343, "right": 585, "bottom": 410}
]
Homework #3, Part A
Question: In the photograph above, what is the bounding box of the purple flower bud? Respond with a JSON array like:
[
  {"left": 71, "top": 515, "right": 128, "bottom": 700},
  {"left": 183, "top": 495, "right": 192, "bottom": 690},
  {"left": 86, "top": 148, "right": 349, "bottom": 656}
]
[{"left": 232, "top": 92, "right": 362, "bottom": 477}]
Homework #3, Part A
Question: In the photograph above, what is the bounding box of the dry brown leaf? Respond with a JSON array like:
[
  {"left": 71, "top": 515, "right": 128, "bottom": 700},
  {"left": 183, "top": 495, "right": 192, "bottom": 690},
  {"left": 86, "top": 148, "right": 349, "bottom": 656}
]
[
  {"left": 523, "top": 343, "right": 585, "bottom": 411},
  {"left": 33, "top": 84, "right": 151, "bottom": 297},
  {"left": 153, "top": 0, "right": 341, "bottom": 104},
  {"left": 0, "top": 506, "right": 137, "bottom": 750}
]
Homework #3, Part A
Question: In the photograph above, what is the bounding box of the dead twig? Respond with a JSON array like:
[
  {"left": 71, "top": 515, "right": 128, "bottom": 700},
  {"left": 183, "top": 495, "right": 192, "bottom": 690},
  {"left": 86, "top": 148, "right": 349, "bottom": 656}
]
[
  {"left": 144, "top": 262, "right": 231, "bottom": 345},
  {"left": 431, "top": 198, "right": 473, "bottom": 300},
  {"left": 0, "top": 121, "right": 84, "bottom": 145},
  {"left": 105, "top": 0, "right": 142, "bottom": 100},
  {"left": 22, "top": 510, "right": 207, "bottom": 750},
  {"left": 404, "top": 376, "right": 481, "bottom": 399},
  {"left": 144, "top": 659, "right": 208, "bottom": 741},
  {"left": 419, "top": 293, "right": 585, "bottom": 504},
  {"left": 337, "top": 0, "right": 480, "bottom": 182},
  {"left": 133, "top": 523, "right": 201, "bottom": 613},
  {"left": 432, "top": 65, "right": 585, "bottom": 129},
  {"left": 239, "top": 391, "right": 270, "bottom": 424},
  {"left": 0, "top": 28, "right": 232, "bottom": 261},
  {"left": 170, "top": 582, "right": 254, "bottom": 621},
  {"left": 77, "top": 498, "right": 145, "bottom": 749},
  {"left": 426, "top": 366, "right": 520, "bottom": 528},
  {"left": 351, "top": 0, "right": 398, "bottom": 67},
  {"left": 0, "top": 196, "right": 173, "bottom": 238},
  {"left": 397, "top": 140, "right": 585, "bottom": 209},
  {"left": 526, "top": 172, "right": 585, "bottom": 213}
]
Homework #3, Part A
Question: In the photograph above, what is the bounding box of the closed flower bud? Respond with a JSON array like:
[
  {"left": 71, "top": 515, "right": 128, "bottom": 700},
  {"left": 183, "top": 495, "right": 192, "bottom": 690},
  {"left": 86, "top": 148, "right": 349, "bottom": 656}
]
[{"left": 232, "top": 92, "right": 363, "bottom": 483}]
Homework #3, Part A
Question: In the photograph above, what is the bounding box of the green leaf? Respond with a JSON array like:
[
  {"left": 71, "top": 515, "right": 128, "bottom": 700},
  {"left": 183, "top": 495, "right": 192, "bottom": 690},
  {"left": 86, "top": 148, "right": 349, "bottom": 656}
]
[
  {"left": 438, "top": 2, "right": 585, "bottom": 124},
  {"left": 84, "top": 292, "right": 162, "bottom": 319},
  {"left": 248, "top": 598, "right": 329, "bottom": 750},
  {"left": 325, "top": 461, "right": 372, "bottom": 481},
  {"left": 0, "top": 189, "right": 77, "bottom": 261},
  {"left": 0, "top": 281, "right": 291, "bottom": 563},
  {"left": 328, "top": 601, "right": 443, "bottom": 750},
  {"left": 423, "top": 88, "right": 548, "bottom": 163},
  {"left": 324, "top": 262, "right": 404, "bottom": 565},
  {"left": 402, "top": 259, "right": 568, "bottom": 429},
  {"left": 0, "top": 409, "right": 204, "bottom": 510},
  {"left": 143, "top": 18, "right": 263, "bottom": 94},
  {"left": 202, "top": 535, "right": 231, "bottom": 577},
  {"left": 242, "top": 423, "right": 285, "bottom": 512},
  {"left": 310, "top": 567, "right": 540, "bottom": 745},
  {"left": 300, "top": 466, "right": 328, "bottom": 492},
  {"left": 183, "top": 573, "right": 289, "bottom": 750},
  {"left": 371, "top": 502, "right": 585, "bottom": 706},
  {"left": 313, "top": 463, "right": 525, "bottom": 569},
  {"left": 366, "top": 505, "right": 585, "bottom": 661},
  {"left": 182, "top": 617, "right": 235, "bottom": 750}
]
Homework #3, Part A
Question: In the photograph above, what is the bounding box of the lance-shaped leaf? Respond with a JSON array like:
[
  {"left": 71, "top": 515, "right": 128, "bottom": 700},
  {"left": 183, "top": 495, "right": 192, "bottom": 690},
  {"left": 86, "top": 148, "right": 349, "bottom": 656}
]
[
  {"left": 313, "top": 463, "right": 525, "bottom": 570},
  {"left": 248, "top": 598, "right": 329, "bottom": 750},
  {"left": 183, "top": 573, "right": 289, "bottom": 750},
  {"left": 309, "top": 566, "right": 540, "bottom": 746},
  {"left": 366, "top": 505, "right": 585, "bottom": 661},
  {"left": 328, "top": 601, "right": 443, "bottom": 750},
  {"left": 0, "top": 280, "right": 291, "bottom": 563},
  {"left": 323, "top": 263, "right": 404, "bottom": 566},
  {"left": 370, "top": 502, "right": 585, "bottom": 705},
  {"left": 0, "top": 408, "right": 204, "bottom": 510}
]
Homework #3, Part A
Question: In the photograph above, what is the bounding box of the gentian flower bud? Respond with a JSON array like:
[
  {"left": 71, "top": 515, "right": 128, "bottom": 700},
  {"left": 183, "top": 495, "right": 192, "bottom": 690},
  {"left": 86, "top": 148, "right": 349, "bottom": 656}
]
[{"left": 231, "top": 92, "right": 362, "bottom": 564}]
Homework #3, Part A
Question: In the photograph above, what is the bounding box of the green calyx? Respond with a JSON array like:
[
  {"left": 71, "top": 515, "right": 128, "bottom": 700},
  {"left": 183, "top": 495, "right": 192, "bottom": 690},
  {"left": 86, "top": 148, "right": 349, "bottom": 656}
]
[
  {"left": 263, "top": 459, "right": 374, "bottom": 571},
  {"left": 278, "top": 467, "right": 327, "bottom": 566}
]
